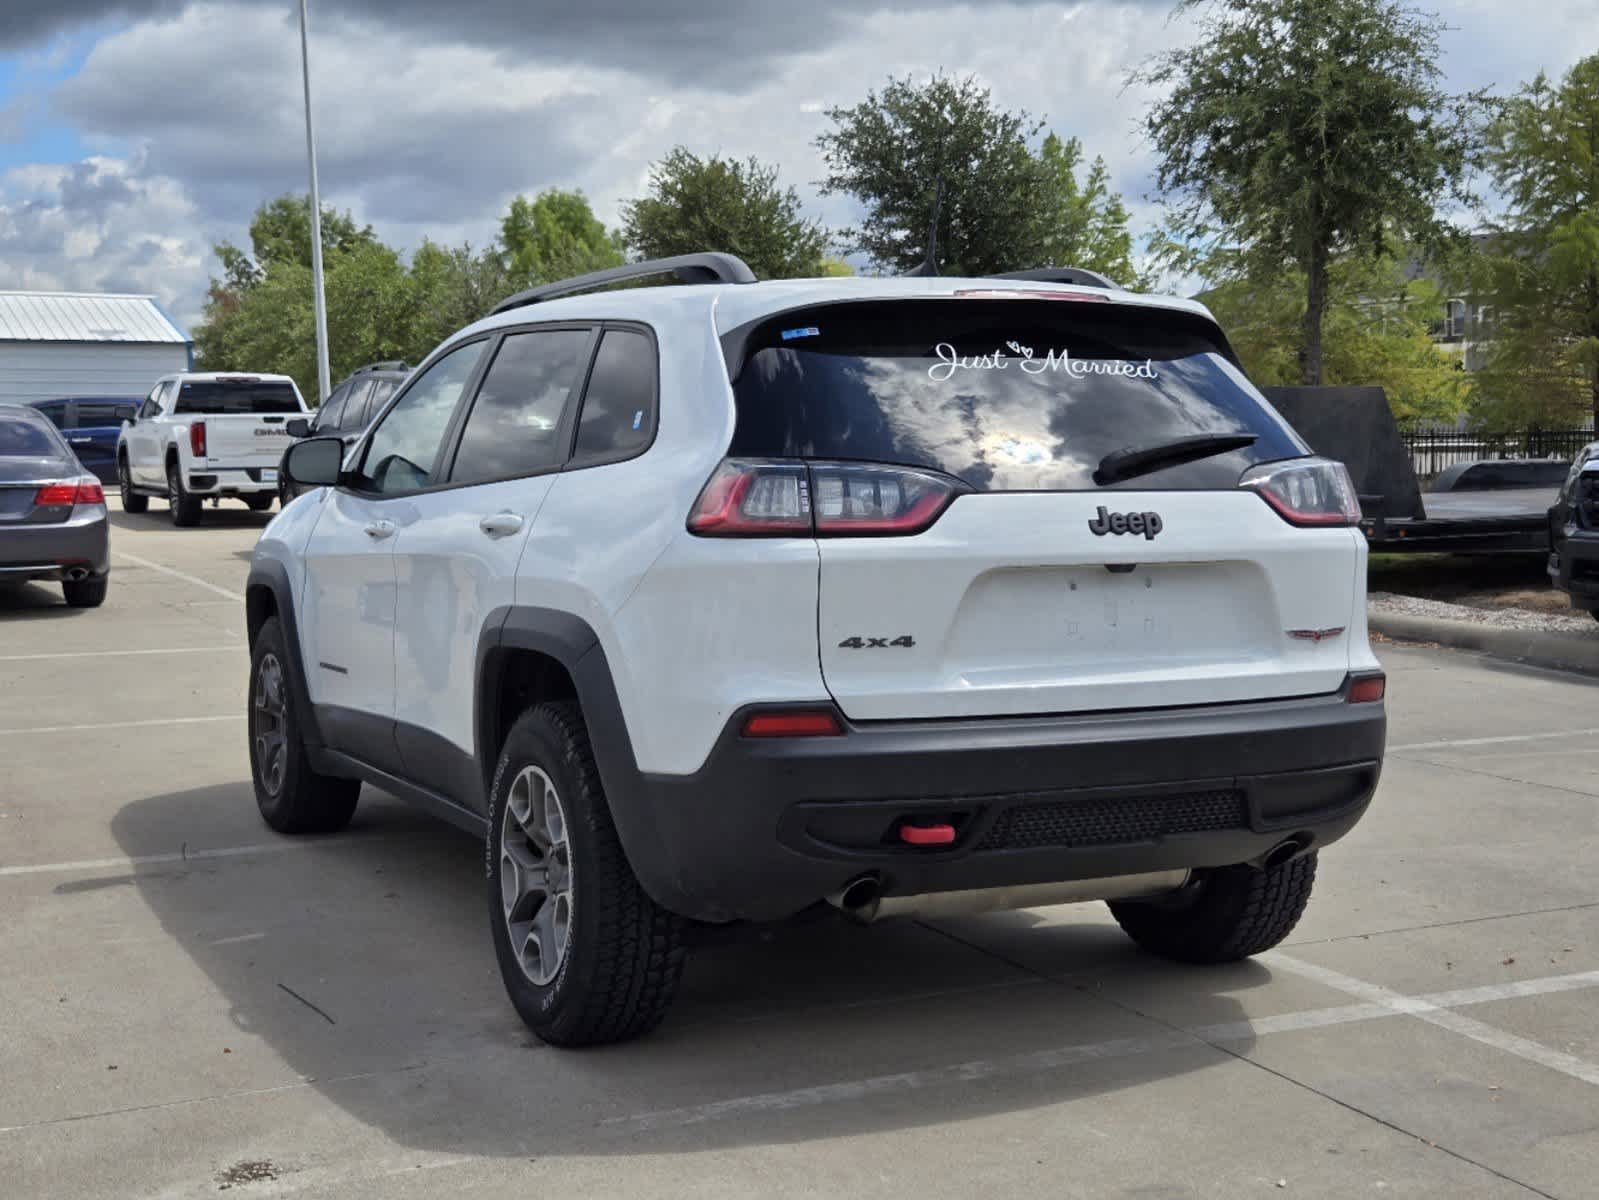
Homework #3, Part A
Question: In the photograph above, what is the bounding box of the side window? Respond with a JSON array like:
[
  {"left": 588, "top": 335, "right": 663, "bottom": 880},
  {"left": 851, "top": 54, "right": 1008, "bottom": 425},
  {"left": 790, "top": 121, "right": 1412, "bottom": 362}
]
[
  {"left": 450, "top": 329, "right": 592, "bottom": 485},
  {"left": 139, "top": 383, "right": 167, "bottom": 420},
  {"left": 358, "top": 380, "right": 395, "bottom": 430},
  {"left": 316, "top": 382, "right": 352, "bottom": 432},
  {"left": 572, "top": 329, "right": 657, "bottom": 464},
  {"left": 337, "top": 381, "right": 375, "bottom": 433},
  {"left": 351, "top": 341, "right": 487, "bottom": 494},
  {"left": 35, "top": 401, "right": 70, "bottom": 430},
  {"left": 76, "top": 401, "right": 123, "bottom": 428}
]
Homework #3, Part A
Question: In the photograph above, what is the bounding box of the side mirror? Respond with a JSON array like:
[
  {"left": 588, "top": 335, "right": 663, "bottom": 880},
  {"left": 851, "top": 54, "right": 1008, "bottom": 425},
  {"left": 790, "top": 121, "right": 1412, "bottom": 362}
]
[
  {"left": 285, "top": 417, "right": 311, "bottom": 439},
  {"left": 283, "top": 436, "right": 344, "bottom": 488},
  {"left": 115, "top": 405, "right": 138, "bottom": 424}
]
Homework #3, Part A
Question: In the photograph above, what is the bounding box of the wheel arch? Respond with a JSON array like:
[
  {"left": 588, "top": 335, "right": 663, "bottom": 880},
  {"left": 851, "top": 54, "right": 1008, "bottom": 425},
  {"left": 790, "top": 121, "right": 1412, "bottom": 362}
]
[{"left": 246, "top": 558, "right": 324, "bottom": 751}]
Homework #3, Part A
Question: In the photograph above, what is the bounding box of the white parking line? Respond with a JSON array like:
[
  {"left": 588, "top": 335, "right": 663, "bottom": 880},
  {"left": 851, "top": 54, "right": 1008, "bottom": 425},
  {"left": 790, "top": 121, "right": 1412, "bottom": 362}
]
[
  {"left": 1389, "top": 727, "right": 1599, "bottom": 753},
  {"left": 0, "top": 645, "right": 242, "bottom": 663},
  {"left": 0, "top": 714, "right": 241, "bottom": 738},
  {"left": 612, "top": 965, "right": 1599, "bottom": 1131},
  {"left": 1266, "top": 952, "right": 1599, "bottom": 1088},
  {"left": 113, "top": 550, "right": 244, "bottom": 602}
]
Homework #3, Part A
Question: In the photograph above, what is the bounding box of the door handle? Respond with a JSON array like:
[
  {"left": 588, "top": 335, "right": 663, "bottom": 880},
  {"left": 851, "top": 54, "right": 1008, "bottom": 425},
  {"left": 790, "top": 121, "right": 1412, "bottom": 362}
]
[
  {"left": 479, "top": 512, "right": 525, "bottom": 538},
  {"left": 363, "top": 519, "right": 396, "bottom": 541},
  {"left": 69, "top": 437, "right": 92, "bottom": 444}
]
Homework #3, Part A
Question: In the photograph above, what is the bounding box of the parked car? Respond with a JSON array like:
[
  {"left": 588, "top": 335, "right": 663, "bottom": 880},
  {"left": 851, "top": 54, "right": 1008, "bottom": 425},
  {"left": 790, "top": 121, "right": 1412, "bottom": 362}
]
[
  {"left": 0, "top": 403, "right": 110, "bottom": 607},
  {"left": 117, "top": 373, "right": 309, "bottom": 525},
  {"left": 278, "top": 361, "right": 409, "bottom": 504},
  {"left": 248, "top": 253, "right": 1387, "bottom": 1047},
  {"left": 27, "top": 397, "right": 140, "bottom": 484},
  {"left": 1548, "top": 440, "right": 1599, "bottom": 620}
]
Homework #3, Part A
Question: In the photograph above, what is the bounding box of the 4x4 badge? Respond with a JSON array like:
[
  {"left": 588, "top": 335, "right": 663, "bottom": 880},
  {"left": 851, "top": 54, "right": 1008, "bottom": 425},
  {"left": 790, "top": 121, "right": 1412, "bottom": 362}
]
[{"left": 1088, "top": 506, "right": 1163, "bottom": 540}]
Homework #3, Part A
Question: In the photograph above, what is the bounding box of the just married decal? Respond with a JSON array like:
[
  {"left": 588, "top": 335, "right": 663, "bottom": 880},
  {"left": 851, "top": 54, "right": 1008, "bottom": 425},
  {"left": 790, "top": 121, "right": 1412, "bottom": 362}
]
[{"left": 928, "top": 341, "right": 1159, "bottom": 382}]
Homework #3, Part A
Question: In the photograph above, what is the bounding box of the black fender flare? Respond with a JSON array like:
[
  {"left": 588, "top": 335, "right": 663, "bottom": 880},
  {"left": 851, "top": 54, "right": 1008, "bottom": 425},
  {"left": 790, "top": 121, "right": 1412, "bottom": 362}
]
[
  {"left": 476, "top": 605, "right": 683, "bottom": 913},
  {"left": 245, "top": 559, "right": 324, "bottom": 751}
]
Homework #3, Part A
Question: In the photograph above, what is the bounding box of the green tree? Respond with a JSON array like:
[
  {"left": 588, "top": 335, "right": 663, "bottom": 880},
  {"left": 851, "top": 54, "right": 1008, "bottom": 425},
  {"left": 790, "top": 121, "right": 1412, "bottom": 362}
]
[
  {"left": 406, "top": 239, "right": 515, "bottom": 359},
  {"left": 211, "top": 194, "right": 380, "bottom": 293},
  {"left": 1477, "top": 53, "right": 1599, "bottom": 426},
  {"left": 1031, "top": 133, "right": 1138, "bottom": 284},
  {"left": 816, "top": 74, "right": 1044, "bottom": 276},
  {"left": 1202, "top": 254, "right": 1472, "bottom": 422},
  {"left": 499, "top": 189, "right": 623, "bottom": 286},
  {"left": 1138, "top": 0, "right": 1485, "bottom": 385},
  {"left": 620, "top": 148, "right": 827, "bottom": 279}
]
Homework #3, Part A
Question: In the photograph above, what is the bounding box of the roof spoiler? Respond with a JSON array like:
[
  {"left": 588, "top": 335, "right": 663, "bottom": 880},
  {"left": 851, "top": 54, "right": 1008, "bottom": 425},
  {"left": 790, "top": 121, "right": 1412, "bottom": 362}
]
[
  {"left": 990, "top": 267, "right": 1119, "bottom": 290},
  {"left": 491, "top": 252, "right": 757, "bottom": 316},
  {"left": 353, "top": 360, "right": 409, "bottom": 375}
]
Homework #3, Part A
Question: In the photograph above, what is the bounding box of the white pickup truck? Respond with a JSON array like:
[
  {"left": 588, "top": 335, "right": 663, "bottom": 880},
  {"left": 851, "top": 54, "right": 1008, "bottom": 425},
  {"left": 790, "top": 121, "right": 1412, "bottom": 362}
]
[{"left": 117, "top": 373, "right": 309, "bottom": 526}]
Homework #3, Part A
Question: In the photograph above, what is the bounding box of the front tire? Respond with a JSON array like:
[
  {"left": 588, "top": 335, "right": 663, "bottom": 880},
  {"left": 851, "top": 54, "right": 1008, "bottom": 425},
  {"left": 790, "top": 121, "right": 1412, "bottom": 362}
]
[
  {"left": 62, "top": 577, "right": 108, "bottom": 608},
  {"left": 119, "top": 457, "right": 148, "bottom": 513},
  {"left": 167, "top": 463, "right": 201, "bottom": 527},
  {"left": 1109, "top": 853, "right": 1317, "bottom": 963},
  {"left": 249, "top": 616, "right": 359, "bottom": 834},
  {"left": 487, "top": 702, "right": 686, "bottom": 1046}
]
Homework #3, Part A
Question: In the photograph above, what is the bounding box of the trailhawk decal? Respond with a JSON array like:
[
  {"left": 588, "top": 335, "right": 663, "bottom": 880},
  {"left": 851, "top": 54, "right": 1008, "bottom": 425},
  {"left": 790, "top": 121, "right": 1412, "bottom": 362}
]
[{"left": 928, "top": 342, "right": 1159, "bottom": 382}]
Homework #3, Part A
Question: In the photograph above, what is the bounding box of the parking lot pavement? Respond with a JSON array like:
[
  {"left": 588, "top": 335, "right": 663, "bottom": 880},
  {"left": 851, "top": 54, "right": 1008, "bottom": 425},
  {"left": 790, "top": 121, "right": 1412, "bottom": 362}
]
[{"left": 1, "top": 499, "right": 1596, "bottom": 1199}]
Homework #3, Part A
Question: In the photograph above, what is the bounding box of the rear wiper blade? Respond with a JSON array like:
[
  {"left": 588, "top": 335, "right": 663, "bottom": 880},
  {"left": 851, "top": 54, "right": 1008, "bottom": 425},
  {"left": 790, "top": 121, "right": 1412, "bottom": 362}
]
[{"left": 1094, "top": 432, "right": 1258, "bottom": 486}]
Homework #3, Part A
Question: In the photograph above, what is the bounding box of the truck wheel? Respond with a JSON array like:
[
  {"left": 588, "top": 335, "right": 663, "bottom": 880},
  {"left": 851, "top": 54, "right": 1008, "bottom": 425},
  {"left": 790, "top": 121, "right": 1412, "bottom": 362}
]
[
  {"left": 1109, "top": 853, "right": 1317, "bottom": 963},
  {"left": 246, "top": 494, "right": 275, "bottom": 512},
  {"left": 487, "top": 701, "right": 686, "bottom": 1046},
  {"left": 62, "top": 576, "right": 108, "bottom": 608},
  {"left": 249, "top": 617, "right": 359, "bottom": 834},
  {"left": 167, "top": 463, "right": 202, "bottom": 527},
  {"left": 119, "top": 457, "right": 148, "bottom": 514}
]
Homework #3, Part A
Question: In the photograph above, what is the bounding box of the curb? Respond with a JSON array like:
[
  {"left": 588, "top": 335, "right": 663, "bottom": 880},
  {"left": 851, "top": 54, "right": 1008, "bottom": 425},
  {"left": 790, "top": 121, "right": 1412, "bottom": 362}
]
[{"left": 1369, "top": 610, "right": 1599, "bottom": 676}]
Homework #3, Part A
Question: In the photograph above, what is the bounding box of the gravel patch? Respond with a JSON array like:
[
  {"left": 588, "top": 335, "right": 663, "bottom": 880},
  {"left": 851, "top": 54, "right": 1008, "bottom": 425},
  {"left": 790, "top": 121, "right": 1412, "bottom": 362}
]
[{"left": 1370, "top": 591, "right": 1598, "bottom": 635}]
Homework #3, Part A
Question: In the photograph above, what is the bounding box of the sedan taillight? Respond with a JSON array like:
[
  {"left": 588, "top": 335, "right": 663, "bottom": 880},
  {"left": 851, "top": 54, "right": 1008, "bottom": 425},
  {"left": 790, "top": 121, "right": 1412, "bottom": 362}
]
[
  {"left": 1239, "top": 457, "right": 1361, "bottom": 527},
  {"left": 688, "top": 459, "right": 967, "bottom": 537},
  {"left": 33, "top": 478, "right": 105, "bottom": 508}
]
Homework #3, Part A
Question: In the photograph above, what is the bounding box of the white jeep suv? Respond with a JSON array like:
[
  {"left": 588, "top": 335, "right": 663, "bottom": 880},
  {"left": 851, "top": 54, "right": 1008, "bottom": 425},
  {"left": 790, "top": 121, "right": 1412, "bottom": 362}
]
[{"left": 247, "top": 254, "right": 1387, "bottom": 1046}]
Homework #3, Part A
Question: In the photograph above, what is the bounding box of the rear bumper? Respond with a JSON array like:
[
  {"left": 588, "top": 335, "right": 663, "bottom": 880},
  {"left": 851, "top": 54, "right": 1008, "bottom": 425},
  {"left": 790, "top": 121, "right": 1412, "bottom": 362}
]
[
  {"left": 185, "top": 467, "right": 277, "bottom": 495},
  {"left": 615, "top": 680, "right": 1386, "bottom": 923},
  {"left": 0, "top": 507, "right": 110, "bottom": 581},
  {"left": 1550, "top": 531, "right": 1599, "bottom": 608}
]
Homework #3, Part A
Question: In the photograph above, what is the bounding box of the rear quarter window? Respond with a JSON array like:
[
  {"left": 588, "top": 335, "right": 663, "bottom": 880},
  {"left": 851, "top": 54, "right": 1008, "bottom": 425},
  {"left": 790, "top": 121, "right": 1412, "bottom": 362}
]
[{"left": 725, "top": 299, "right": 1303, "bottom": 492}]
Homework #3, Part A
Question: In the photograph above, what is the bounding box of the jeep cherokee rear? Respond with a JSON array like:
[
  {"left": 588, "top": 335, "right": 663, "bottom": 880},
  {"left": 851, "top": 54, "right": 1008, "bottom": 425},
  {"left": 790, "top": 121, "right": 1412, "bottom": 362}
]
[{"left": 247, "top": 254, "right": 1385, "bottom": 1047}]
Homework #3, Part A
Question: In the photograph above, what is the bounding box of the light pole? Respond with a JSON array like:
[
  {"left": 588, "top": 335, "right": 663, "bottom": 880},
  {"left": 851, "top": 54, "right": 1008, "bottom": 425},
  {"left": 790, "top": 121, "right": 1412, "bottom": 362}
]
[{"left": 297, "top": 0, "right": 331, "bottom": 403}]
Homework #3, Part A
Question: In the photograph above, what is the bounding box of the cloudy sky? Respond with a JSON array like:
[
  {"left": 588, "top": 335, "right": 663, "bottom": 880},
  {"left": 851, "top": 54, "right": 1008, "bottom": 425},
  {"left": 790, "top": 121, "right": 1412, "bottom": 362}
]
[{"left": 0, "top": 0, "right": 1594, "bottom": 330}]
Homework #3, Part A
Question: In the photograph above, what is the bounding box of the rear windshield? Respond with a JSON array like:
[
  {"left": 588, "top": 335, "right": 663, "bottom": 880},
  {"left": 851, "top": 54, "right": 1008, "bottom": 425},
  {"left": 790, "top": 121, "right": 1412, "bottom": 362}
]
[
  {"left": 726, "top": 300, "right": 1303, "bottom": 491},
  {"left": 173, "top": 379, "right": 300, "bottom": 415},
  {"left": 0, "top": 413, "right": 64, "bottom": 457}
]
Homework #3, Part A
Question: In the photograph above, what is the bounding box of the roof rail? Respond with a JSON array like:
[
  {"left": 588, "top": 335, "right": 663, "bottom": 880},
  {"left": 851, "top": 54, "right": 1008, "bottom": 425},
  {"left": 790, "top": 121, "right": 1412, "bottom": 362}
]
[
  {"left": 991, "top": 267, "right": 1119, "bottom": 290},
  {"left": 352, "top": 360, "right": 409, "bottom": 375},
  {"left": 491, "top": 252, "right": 757, "bottom": 316}
]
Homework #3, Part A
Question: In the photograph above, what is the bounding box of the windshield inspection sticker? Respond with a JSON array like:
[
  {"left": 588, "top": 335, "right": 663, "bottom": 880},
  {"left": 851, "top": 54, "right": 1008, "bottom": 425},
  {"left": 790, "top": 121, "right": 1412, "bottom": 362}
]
[
  {"left": 781, "top": 326, "right": 822, "bottom": 341},
  {"left": 928, "top": 341, "right": 1158, "bottom": 382}
]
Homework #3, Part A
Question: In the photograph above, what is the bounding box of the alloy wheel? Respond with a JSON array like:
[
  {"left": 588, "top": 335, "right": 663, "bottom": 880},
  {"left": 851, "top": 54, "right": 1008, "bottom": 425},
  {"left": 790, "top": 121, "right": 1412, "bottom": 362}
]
[
  {"left": 500, "top": 765, "right": 574, "bottom": 986},
  {"left": 252, "top": 652, "right": 288, "bottom": 796}
]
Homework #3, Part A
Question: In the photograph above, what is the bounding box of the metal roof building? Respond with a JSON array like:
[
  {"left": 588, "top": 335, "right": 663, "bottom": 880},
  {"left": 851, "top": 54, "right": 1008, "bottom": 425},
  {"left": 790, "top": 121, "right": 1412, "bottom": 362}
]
[{"left": 0, "top": 290, "right": 193, "bottom": 405}]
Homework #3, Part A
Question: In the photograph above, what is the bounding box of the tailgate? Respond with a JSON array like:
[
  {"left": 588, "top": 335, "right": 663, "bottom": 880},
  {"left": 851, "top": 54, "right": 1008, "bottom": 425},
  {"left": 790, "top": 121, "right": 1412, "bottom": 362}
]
[
  {"left": 198, "top": 414, "right": 296, "bottom": 465},
  {"left": 818, "top": 491, "right": 1361, "bottom": 720}
]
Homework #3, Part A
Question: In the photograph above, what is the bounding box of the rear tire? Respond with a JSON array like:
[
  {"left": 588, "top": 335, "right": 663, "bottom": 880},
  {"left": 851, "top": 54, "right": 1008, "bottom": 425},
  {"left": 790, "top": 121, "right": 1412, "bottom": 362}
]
[
  {"left": 62, "top": 577, "right": 108, "bottom": 608},
  {"left": 487, "top": 701, "right": 686, "bottom": 1046},
  {"left": 249, "top": 616, "right": 359, "bottom": 834},
  {"left": 1109, "top": 853, "right": 1317, "bottom": 963},
  {"left": 246, "top": 494, "right": 275, "bottom": 512},
  {"left": 119, "top": 457, "right": 148, "bottom": 514},
  {"left": 168, "top": 463, "right": 201, "bottom": 527}
]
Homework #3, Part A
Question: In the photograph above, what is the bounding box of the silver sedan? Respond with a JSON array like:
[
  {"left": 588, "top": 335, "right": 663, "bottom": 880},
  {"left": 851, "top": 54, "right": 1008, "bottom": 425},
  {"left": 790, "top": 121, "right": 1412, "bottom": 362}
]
[{"left": 0, "top": 403, "right": 110, "bottom": 608}]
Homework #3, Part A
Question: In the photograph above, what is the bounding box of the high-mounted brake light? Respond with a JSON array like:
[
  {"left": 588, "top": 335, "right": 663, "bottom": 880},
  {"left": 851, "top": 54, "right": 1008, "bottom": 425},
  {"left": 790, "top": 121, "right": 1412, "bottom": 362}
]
[
  {"left": 33, "top": 478, "right": 105, "bottom": 508},
  {"left": 1239, "top": 457, "right": 1360, "bottom": 527},
  {"left": 741, "top": 709, "right": 844, "bottom": 738},
  {"left": 952, "top": 289, "right": 1110, "bottom": 303},
  {"left": 189, "top": 421, "right": 207, "bottom": 458},
  {"left": 689, "top": 459, "right": 967, "bottom": 537}
]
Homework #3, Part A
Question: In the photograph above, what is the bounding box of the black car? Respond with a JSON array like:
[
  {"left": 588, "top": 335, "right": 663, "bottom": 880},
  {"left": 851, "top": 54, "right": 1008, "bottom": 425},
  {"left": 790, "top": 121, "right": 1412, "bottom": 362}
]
[
  {"left": 0, "top": 403, "right": 111, "bottom": 607},
  {"left": 1548, "top": 440, "right": 1599, "bottom": 620},
  {"left": 278, "top": 361, "right": 409, "bottom": 503}
]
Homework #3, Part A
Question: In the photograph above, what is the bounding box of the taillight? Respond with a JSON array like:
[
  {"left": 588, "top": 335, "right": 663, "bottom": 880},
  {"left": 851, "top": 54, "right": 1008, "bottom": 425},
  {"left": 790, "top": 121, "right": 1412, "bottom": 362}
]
[
  {"left": 1347, "top": 674, "right": 1386, "bottom": 704},
  {"left": 1240, "top": 457, "right": 1360, "bottom": 527},
  {"left": 33, "top": 478, "right": 105, "bottom": 508},
  {"left": 740, "top": 709, "right": 844, "bottom": 737},
  {"left": 688, "top": 458, "right": 966, "bottom": 537},
  {"left": 189, "top": 421, "right": 207, "bottom": 458}
]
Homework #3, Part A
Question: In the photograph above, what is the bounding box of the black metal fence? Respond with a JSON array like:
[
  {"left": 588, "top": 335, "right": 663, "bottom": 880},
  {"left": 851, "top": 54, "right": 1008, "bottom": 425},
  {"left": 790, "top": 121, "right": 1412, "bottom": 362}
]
[{"left": 1398, "top": 427, "right": 1594, "bottom": 480}]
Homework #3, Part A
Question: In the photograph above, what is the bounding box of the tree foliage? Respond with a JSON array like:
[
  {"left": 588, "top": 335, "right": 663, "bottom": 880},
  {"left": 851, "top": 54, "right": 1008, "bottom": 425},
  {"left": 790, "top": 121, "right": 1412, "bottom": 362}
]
[
  {"left": 1139, "top": 0, "right": 1484, "bottom": 385},
  {"left": 1475, "top": 53, "right": 1599, "bottom": 426},
  {"left": 1031, "top": 133, "right": 1138, "bottom": 284},
  {"left": 620, "top": 148, "right": 827, "bottom": 279},
  {"left": 500, "top": 189, "right": 622, "bottom": 286}
]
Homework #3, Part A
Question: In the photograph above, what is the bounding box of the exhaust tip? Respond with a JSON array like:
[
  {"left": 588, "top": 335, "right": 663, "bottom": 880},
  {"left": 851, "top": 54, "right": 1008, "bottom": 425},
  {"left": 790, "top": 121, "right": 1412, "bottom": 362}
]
[
  {"left": 828, "top": 875, "right": 882, "bottom": 922},
  {"left": 1264, "top": 835, "right": 1312, "bottom": 870}
]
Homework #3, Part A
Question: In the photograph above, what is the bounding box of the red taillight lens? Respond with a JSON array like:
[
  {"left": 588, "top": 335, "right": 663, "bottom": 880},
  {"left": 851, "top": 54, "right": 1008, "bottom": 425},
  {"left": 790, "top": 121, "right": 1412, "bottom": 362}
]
[
  {"left": 32, "top": 478, "right": 105, "bottom": 508},
  {"left": 189, "top": 421, "right": 207, "bottom": 458},
  {"left": 688, "top": 459, "right": 966, "bottom": 537},
  {"left": 740, "top": 709, "right": 844, "bottom": 738},
  {"left": 1348, "top": 674, "right": 1386, "bottom": 704},
  {"left": 1240, "top": 457, "right": 1361, "bottom": 527}
]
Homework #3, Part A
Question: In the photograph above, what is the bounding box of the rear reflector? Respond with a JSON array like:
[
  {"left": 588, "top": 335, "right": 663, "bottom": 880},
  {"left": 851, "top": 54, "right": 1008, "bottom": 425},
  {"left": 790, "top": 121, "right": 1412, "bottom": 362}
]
[
  {"left": 689, "top": 458, "right": 967, "bottom": 537},
  {"left": 899, "top": 822, "right": 957, "bottom": 846},
  {"left": 189, "top": 421, "right": 207, "bottom": 458},
  {"left": 1348, "top": 675, "right": 1386, "bottom": 704},
  {"left": 740, "top": 709, "right": 844, "bottom": 738}
]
